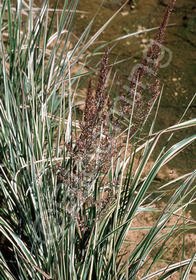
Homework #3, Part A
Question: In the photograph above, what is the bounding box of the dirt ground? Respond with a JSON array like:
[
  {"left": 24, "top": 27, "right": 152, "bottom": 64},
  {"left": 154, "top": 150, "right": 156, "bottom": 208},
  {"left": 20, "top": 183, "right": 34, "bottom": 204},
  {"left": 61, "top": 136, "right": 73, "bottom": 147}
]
[{"left": 120, "top": 204, "right": 196, "bottom": 279}]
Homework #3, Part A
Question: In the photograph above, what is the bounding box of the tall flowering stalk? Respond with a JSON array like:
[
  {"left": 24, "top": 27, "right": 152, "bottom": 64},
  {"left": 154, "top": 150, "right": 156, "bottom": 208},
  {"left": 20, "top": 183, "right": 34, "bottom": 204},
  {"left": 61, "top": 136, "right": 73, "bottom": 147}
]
[
  {"left": 115, "top": 0, "right": 176, "bottom": 133},
  {"left": 60, "top": 49, "right": 118, "bottom": 232},
  {"left": 78, "top": 48, "right": 110, "bottom": 154},
  {"left": 75, "top": 47, "right": 116, "bottom": 170}
]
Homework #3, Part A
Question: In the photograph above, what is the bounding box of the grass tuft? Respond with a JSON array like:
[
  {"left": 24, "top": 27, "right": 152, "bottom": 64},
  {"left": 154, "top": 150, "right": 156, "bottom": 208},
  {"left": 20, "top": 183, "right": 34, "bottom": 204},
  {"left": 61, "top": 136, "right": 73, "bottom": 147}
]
[{"left": 0, "top": 0, "right": 196, "bottom": 279}]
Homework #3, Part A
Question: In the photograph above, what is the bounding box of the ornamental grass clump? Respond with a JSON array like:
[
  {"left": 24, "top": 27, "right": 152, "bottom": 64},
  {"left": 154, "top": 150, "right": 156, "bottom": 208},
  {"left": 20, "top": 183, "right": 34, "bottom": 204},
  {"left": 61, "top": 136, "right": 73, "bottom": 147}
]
[{"left": 0, "top": 0, "right": 196, "bottom": 279}]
